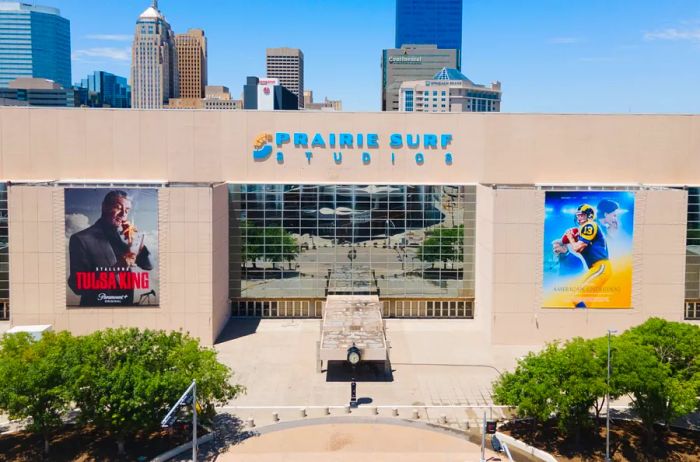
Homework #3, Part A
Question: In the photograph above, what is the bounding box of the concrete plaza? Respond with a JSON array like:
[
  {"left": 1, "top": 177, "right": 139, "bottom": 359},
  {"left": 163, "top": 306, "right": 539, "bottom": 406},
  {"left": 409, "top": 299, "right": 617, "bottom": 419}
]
[
  {"left": 217, "top": 420, "right": 501, "bottom": 462},
  {"left": 215, "top": 318, "right": 538, "bottom": 428}
]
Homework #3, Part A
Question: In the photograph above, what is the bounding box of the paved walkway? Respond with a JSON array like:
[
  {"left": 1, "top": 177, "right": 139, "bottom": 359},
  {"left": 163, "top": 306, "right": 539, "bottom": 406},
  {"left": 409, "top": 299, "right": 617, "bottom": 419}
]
[
  {"left": 217, "top": 421, "right": 500, "bottom": 462},
  {"left": 215, "top": 318, "right": 535, "bottom": 428}
]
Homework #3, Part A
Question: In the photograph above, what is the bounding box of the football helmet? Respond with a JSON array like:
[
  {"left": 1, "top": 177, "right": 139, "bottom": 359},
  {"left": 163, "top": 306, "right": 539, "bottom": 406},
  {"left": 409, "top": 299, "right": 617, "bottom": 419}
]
[{"left": 576, "top": 203, "right": 596, "bottom": 221}]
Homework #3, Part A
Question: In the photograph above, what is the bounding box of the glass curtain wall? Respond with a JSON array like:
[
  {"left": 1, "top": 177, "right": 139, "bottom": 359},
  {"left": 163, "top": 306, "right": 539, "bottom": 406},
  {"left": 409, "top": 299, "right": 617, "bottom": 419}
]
[
  {"left": 0, "top": 184, "right": 7, "bottom": 320},
  {"left": 229, "top": 184, "right": 475, "bottom": 300},
  {"left": 686, "top": 187, "right": 700, "bottom": 319}
]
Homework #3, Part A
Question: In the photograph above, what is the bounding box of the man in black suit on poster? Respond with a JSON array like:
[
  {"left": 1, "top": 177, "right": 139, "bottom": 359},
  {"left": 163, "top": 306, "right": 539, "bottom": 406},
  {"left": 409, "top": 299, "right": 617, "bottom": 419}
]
[{"left": 68, "top": 190, "right": 153, "bottom": 306}]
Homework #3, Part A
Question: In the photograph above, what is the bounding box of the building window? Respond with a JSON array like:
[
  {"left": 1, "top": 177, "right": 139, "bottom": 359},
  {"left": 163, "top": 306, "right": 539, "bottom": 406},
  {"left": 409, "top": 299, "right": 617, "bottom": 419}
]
[
  {"left": 404, "top": 90, "right": 414, "bottom": 112},
  {"left": 0, "top": 183, "right": 7, "bottom": 320},
  {"left": 686, "top": 187, "right": 700, "bottom": 319},
  {"left": 229, "top": 184, "right": 476, "bottom": 312}
]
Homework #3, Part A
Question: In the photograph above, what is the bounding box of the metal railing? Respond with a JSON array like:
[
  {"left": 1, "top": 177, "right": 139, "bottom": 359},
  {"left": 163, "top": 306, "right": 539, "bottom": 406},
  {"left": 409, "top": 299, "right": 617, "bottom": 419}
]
[
  {"left": 232, "top": 298, "right": 325, "bottom": 317},
  {"left": 218, "top": 404, "right": 513, "bottom": 427},
  {"left": 381, "top": 298, "right": 474, "bottom": 318},
  {"left": 231, "top": 298, "right": 474, "bottom": 319}
]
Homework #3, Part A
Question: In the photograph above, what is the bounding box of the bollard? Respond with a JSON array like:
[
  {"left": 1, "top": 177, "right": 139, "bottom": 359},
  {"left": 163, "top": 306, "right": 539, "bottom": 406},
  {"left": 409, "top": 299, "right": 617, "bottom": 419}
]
[
  {"left": 323, "top": 407, "right": 330, "bottom": 416},
  {"left": 246, "top": 417, "right": 255, "bottom": 428},
  {"left": 392, "top": 408, "right": 399, "bottom": 417},
  {"left": 411, "top": 409, "right": 419, "bottom": 419},
  {"left": 439, "top": 415, "right": 447, "bottom": 424},
  {"left": 300, "top": 408, "right": 307, "bottom": 418},
  {"left": 272, "top": 412, "right": 279, "bottom": 422},
  {"left": 371, "top": 406, "right": 379, "bottom": 415},
  {"left": 344, "top": 405, "right": 351, "bottom": 414}
]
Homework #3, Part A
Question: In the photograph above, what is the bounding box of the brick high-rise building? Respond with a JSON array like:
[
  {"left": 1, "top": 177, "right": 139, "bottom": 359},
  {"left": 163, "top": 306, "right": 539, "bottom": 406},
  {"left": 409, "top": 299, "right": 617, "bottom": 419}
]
[
  {"left": 266, "top": 47, "right": 304, "bottom": 108},
  {"left": 175, "top": 28, "right": 207, "bottom": 99}
]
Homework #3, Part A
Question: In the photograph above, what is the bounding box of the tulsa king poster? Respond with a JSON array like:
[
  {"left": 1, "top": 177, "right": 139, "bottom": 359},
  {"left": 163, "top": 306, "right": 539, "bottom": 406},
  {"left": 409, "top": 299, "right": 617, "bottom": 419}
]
[
  {"left": 65, "top": 188, "right": 159, "bottom": 307},
  {"left": 543, "top": 191, "right": 635, "bottom": 309}
]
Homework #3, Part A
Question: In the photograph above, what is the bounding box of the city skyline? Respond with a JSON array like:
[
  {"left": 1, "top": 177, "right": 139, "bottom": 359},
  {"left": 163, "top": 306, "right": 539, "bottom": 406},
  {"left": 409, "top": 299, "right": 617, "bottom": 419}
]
[
  {"left": 0, "top": 2, "right": 71, "bottom": 88},
  {"left": 29, "top": 0, "right": 700, "bottom": 112}
]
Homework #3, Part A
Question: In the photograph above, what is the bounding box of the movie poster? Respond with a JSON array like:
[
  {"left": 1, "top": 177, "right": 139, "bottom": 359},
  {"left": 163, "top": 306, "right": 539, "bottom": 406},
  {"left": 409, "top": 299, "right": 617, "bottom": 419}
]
[
  {"left": 65, "top": 188, "right": 159, "bottom": 307},
  {"left": 543, "top": 191, "right": 634, "bottom": 309}
]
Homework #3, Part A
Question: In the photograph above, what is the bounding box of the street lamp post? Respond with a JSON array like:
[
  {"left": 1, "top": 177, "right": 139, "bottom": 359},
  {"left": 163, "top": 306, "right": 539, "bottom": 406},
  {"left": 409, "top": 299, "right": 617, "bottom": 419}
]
[
  {"left": 606, "top": 329, "right": 617, "bottom": 462},
  {"left": 192, "top": 380, "right": 197, "bottom": 462}
]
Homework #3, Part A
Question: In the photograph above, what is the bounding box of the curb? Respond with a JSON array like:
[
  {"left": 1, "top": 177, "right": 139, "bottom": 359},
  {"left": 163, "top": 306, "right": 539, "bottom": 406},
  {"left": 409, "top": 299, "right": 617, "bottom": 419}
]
[
  {"left": 495, "top": 431, "right": 558, "bottom": 462},
  {"left": 150, "top": 432, "right": 214, "bottom": 462},
  {"left": 246, "top": 415, "right": 472, "bottom": 438}
]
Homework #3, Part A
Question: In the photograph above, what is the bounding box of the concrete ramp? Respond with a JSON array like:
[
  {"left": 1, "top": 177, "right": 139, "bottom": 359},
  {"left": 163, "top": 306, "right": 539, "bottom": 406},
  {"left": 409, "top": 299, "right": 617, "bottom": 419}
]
[{"left": 318, "top": 295, "right": 388, "bottom": 364}]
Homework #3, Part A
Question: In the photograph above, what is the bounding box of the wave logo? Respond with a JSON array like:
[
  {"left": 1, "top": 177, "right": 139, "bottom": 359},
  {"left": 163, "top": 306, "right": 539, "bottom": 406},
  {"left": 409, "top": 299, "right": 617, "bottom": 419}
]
[{"left": 252, "top": 133, "right": 273, "bottom": 161}]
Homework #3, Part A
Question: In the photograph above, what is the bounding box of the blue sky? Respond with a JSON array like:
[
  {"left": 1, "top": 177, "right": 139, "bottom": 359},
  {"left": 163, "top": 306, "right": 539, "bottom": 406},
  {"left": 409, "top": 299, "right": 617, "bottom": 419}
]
[{"left": 48, "top": 0, "right": 700, "bottom": 113}]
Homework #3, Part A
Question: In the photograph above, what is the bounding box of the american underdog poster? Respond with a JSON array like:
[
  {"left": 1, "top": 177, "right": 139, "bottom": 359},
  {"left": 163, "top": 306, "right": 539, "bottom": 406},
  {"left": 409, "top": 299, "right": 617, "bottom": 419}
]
[
  {"left": 65, "top": 188, "right": 159, "bottom": 307},
  {"left": 543, "top": 191, "right": 635, "bottom": 309}
]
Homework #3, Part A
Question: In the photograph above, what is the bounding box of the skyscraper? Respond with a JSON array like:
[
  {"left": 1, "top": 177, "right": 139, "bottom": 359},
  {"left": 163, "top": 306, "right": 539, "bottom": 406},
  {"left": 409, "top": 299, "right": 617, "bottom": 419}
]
[
  {"left": 382, "top": 44, "right": 458, "bottom": 111},
  {"left": 175, "top": 28, "right": 207, "bottom": 99},
  {"left": 131, "top": 1, "right": 178, "bottom": 109},
  {"left": 266, "top": 47, "right": 304, "bottom": 109},
  {"left": 77, "top": 71, "right": 131, "bottom": 108},
  {"left": 0, "top": 2, "right": 71, "bottom": 88},
  {"left": 395, "top": 0, "right": 463, "bottom": 69}
]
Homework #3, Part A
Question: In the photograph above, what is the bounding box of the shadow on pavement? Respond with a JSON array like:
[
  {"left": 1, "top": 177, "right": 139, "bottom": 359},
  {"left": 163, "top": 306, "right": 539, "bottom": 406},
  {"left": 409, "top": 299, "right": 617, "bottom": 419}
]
[
  {"left": 325, "top": 360, "right": 394, "bottom": 382},
  {"left": 216, "top": 318, "right": 261, "bottom": 343},
  {"left": 178, "top": 413, "right": 257, "bottom": 461}
]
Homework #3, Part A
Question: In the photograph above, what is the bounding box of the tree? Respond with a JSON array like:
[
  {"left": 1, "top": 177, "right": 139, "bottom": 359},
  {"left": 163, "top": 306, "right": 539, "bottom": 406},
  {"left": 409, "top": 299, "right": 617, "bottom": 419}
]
[
  {"left": 614, "top": 318, "right": 700, "bottom": 443},
  {"left": 493, "top": 318, "right": 700, "bottom": 447},
  {"left": 260, "top": 226, "right": 299, "bottom": 269},
  {"left": 241, "top": 220, "right": 262, "bottom": 268},
  {"left": 493, "top": 338, "right": 612, "bottom": 443},
  {"left": 492, "top": 343, "right": 561, "bottom": 427},
  {"left": 554, "top": 338, "right": 609, "bottom": 441},
  {"left": 70, "top": 328, "right": 244, "bottom": 455},
  {"left": 416, "top": 225, "right": 463, "bottom": 269},
  {"left": 241, "top": 221, "right": 299, "bottom": 270},
  {"left": 0, "top": 331, "right": 76, "bottom": 454}
]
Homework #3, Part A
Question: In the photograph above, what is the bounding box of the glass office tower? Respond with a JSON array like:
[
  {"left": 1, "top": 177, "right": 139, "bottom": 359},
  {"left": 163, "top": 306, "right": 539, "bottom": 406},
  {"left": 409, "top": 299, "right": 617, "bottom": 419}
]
[
  {"left": 0, "top": 2, "right": 71, "bottom": 89},
  {"left": 395, "top": 0, "right": 463, "bottom": 69},
  {"left": 78, "top": 71, "right": 131, "bottom": 108}
]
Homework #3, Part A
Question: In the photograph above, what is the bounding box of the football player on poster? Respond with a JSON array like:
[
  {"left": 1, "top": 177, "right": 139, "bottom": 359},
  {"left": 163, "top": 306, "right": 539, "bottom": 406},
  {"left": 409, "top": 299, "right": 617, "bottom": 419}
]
[{"left": 543, "top": 191, "right": 634, "bottom": 309}]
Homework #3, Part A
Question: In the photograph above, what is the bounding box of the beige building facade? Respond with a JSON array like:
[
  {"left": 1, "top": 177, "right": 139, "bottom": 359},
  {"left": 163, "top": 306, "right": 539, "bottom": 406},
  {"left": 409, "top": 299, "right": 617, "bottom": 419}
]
[
  {"left": 0, "top": 108, "right": 698, "bottom": 346},
  {"left": 399, "top": 68, "right": 501, "bottom": 113},
  {"left": 304, "top": 90, "right": 342, "bottom": 111}
]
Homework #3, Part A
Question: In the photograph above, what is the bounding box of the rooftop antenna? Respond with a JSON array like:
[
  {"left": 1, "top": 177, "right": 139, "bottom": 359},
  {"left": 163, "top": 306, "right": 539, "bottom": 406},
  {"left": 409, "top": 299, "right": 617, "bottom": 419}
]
[{"left": 152, "top": 0, "right": 158, "bottom": 9}]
